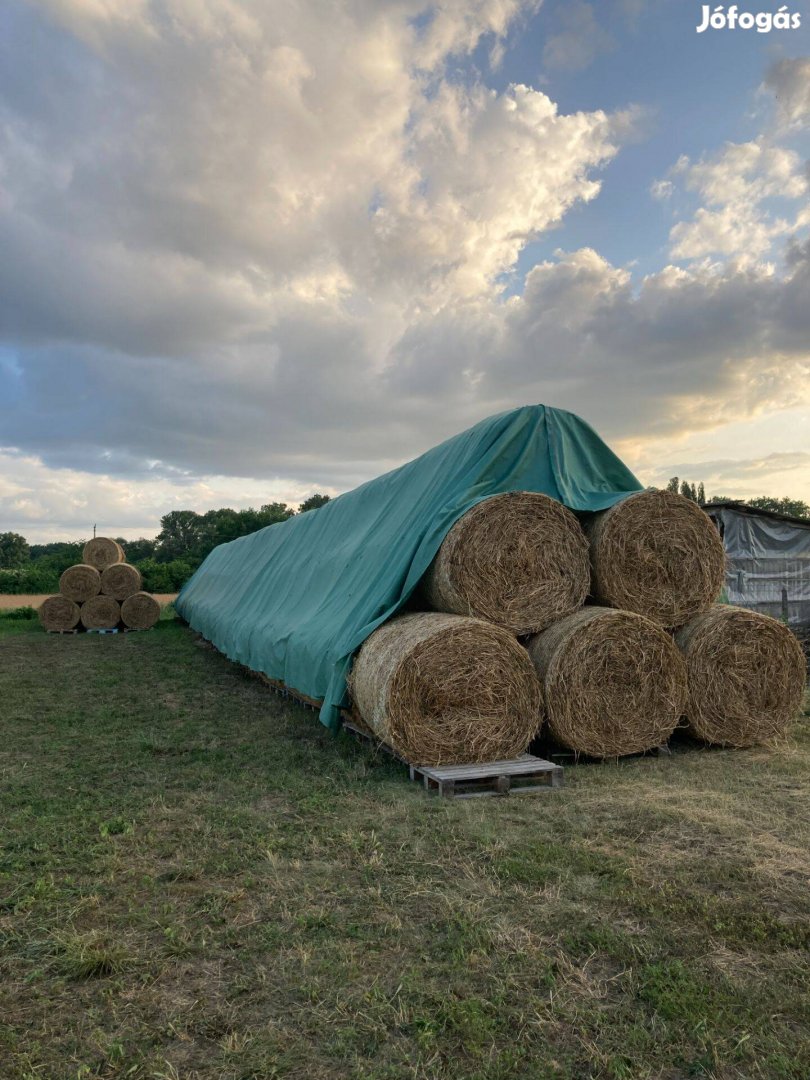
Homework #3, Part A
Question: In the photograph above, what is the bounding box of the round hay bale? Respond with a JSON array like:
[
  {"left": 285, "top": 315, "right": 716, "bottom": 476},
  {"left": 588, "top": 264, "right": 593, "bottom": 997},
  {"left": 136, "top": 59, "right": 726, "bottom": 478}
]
[
  {"left": 38, "top": 595, "right": 81, "bottom": 632},
  {"left": 121, "top": 591, "right": 161, "bottom": 630},
  {"left": 526, "top": 607, "right": 686, "bottom": 758},
  {"left": 82, "top": 537, "right": 125, "bottom": 572},
  {"left": 59, "top": 563, "right": 101, "bottom": 603},
  {"left": 348, "top": 612, "right": 543, "bottom": 766},
  {"left": 80, "top": 594, "right": 121, "bottom": 630},
  {"left": 421, "top": 492, "right": 589, "bottom": 634},
  {"left": 100, "top": 563, "right": 142, "bottom": 601},
  {"left": 675, "top": 606, "right": 806, "bottom": 747},
  {"left": 586, "top": 490, "right": 725, "bottom": 628}
]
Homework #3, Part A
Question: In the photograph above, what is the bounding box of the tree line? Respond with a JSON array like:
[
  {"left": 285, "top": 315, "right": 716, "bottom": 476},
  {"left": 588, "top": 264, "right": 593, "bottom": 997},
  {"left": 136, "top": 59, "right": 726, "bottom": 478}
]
[
  {"left": 665, "top": 478, "right": 809, "bottom": 520},
  {"left": 0, "top": 494, "right": 331, "bottom": 594}
]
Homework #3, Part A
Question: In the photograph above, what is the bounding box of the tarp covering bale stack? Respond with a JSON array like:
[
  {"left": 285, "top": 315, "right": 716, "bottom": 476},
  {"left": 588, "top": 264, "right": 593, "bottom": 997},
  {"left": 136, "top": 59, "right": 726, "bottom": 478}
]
[
  {"left": 38, "top": 537, "right": 162, "bottom": 633},
  {"left": 177, "top": 405, "right": 643, "bottom": 733},
  {"left": 525, "top": 608, "right": 687, "bottom": 758},
  {"left": 348, "top": 612, "right": 543, "bottom": 765},
  {"left": 675, "top": 606, "right": 806, "bottom": 747},
  {"left": 176, "top": 403, "right": 804, "bottom": 765}
]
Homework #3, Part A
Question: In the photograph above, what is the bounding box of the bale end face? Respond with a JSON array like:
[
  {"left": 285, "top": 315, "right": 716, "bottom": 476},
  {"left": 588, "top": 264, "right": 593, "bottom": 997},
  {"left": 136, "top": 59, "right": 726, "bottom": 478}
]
[
  {"left": 80, "top": 594, "right": 121, "bottom": 630},
  {"left": 349, "top": 611, "right": 544, "bottom": 766},
  {"left": 121, "top": 591, "right": 161, "bottom": 630},
  {"left": 101, "top": 563, "right": 142, "bottom": 601},
  {"left": 83, "top": 537, "right": 125, "bottom": 572},
  {"left": 422, "top": 491, "right": 590, "bottom": 634},
  {"left": 526, "top": 606, "right": 687, "bottom": 758},
  {"left": 39, "top": 595, "right": 81, "bottom": 632},
  {"left": 586, "top": 490, "right": 726, "bottom": 627},
  {"left": 675, "top": 606, "right": 806, "bottom": 747},
  {"left": 59, "top": 564, "right": 102, "bottom": 603}
]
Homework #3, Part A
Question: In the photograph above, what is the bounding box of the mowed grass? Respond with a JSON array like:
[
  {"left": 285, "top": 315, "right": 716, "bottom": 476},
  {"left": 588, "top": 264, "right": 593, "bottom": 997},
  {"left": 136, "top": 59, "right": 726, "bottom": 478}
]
[{"left": 1, "top": 611, "right": 809, "bottom": 1080}]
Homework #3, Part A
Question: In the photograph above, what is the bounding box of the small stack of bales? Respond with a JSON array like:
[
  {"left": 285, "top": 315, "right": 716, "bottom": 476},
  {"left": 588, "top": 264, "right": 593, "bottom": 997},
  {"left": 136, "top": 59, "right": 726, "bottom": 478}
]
[
  {"left": 348, "top": 489, "right": 805, "bottom": 765},
  {"left": 38, "top": 538, "right": 162, "bottom": 633}
]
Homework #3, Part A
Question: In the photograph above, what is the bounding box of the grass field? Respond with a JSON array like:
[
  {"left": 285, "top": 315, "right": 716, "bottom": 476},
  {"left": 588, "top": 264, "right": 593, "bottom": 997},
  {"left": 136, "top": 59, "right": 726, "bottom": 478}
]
[{"left": 1, "top": 609, "right": 809, "bottom": 1080}]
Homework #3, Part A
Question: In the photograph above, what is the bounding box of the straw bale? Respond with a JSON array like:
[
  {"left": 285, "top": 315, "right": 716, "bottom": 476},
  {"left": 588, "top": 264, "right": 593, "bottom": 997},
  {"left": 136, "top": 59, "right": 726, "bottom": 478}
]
[
  {"left": 526, "top": 606, "right": 686, "bottom": 757},
  {"left": 585, "top": 490, "right": 725, "bottom": 627},
  {"left": 121, "top": 591, "right": 161, "bottom": 630},
  {"left": 348, "top": 611, "right": 543, "bottom": 765},
  {"left": 82, "top": 537, "right": 125, "bottom": 572},
  {"left": 59, "top": 564, "right": 101, "bottom": 603},
  {"left": 101, "top": 563, "right": 142, "bottom": 601},
  {"left": 421, "top": 491, "right": 589, "bottom": 634},
  {"left": 675, "top": 606, "right": 806, "bottom": 747},
  {"left": 38, "top": 595, "right": 81, "bottom": 632},
  {"left": 80, "top": 594, "right": 121, "bottom": 630}
]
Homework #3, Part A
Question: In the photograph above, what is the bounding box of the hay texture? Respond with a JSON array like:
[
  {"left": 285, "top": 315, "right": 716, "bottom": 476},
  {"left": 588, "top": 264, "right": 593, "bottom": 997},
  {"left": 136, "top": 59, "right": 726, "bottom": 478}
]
[
  {"left": 82, "top": 537, "right": 125, "bottom": 572},
  {"left": 80, "top": 595, "right": 121, "bottom": 630},
  {"left": 526, "top": 607, "right": 686, "bottom": 758},
  {"left": 59, "top": 564, "right": 101, "bottom": 603},
  {"left": 348, "top": 612, "right": 543, "bottom": 766},
  {"left": 675, "top": 606, "right": 806, "bottom": 747},
  {"left": 38, "top": 595, "right": 81, "bottom": 632},
  {"left": 101, "top": 563, "right": 142, "bottom": 601},
  {"left": 121, "top": 591, "right": 161, "bottom": 630},
  {"left": 586, "top": 490, "right": 725, "bottom": 627},
  {"left": 421, "top": 492, "right": 589, "bottom": 634}
]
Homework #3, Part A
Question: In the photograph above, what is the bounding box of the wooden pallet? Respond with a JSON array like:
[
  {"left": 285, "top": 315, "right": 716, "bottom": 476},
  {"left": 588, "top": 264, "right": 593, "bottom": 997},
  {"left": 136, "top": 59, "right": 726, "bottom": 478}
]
[
  {"left": 86, "top": 628, "right": 119, "bottom": 635},
  {"left": 46, "top": 629, "right": 79, "bottom": 635},
  {"left": 342, "top": 718, "right": 563, "bottom": 798}
]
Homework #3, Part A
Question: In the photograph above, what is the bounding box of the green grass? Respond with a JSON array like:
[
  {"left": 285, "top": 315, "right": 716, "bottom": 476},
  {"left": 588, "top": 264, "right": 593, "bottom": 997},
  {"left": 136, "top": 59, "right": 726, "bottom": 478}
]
[{"left": 1, "top": 610, "right": 809, "bottom": 1079}]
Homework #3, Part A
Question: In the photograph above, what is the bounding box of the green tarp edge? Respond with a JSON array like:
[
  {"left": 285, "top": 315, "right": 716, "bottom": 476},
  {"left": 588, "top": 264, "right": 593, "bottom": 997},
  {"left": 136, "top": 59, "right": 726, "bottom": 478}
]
[{"left": 175, "top": 404, "right": 643, "bottom": 730}]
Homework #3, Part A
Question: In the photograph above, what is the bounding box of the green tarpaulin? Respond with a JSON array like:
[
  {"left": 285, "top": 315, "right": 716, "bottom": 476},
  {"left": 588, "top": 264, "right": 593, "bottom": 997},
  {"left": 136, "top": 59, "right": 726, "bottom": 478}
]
[{"left": 175, "top": 405, "right": 642, "bottom": 729}]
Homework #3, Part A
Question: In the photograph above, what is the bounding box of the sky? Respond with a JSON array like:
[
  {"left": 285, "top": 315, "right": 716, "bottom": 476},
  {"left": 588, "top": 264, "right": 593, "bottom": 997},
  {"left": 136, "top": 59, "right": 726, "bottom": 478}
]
[{"left": 1, "top": 0, "right": 809, "bottom": 542}]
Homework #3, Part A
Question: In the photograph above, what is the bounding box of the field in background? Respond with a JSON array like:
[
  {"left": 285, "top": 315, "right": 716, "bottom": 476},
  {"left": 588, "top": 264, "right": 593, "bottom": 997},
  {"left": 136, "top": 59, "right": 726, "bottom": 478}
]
[
  {"left": 1, "top": 611, "right": 809, "bottom": 1080},
  {"left": 0, "top": 593, "right": 178, "bottom": 610}
]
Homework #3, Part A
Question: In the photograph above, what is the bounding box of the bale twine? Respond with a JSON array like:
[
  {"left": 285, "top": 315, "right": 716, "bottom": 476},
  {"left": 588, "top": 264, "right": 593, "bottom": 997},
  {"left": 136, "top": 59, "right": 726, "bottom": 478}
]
[
  {"left": 59, "top": 564, "right": 101, "bottom": 603},
  {"left": 121, "top": 591, "right": 160, "bottom": 630},
  {"left": 526, "top": 607, "right": 687, "bottom": 758},
  {"left": 80, "top": 594, "right": 121, "bottom": 630},
  {"left": 82, "top": 537, "right": 125, "bottom": 572},
  {"left": 675, "top": 606, "right": 806, "bottom": 747},
  {"left": 38, "top": 595, "right": 81, "bottom": 632},
  {"left": 586, "top": 490, "right": 726, "bottom": 627},
  {"left": 100, "top": 563, "right": 142, "bottom": 601},
  {"left": 348, "top": 612, "right": 543, "bottom": 766},
  {"left": 421, "top": 492, "right": 590, "bottom": 634}
]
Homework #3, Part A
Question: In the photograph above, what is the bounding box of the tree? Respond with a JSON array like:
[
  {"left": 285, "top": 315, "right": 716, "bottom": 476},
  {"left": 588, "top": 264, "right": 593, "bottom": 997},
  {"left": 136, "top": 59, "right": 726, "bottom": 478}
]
[
  {"left": 680, "top": 480, "right": 694, "bottom": 502},
  {"left": 298, "top": 493, "right": 331, "bottom": 513},
  {"left": 259, "top": 502, "right": 295, "bottom": 524},
  {"left": 0, "top": 532, "right": 30, "bottom": 569},
  {"left": 155, "top": 511, "right": 204, "bottom": 562},
  {"left": 746, "top": 496, "right": 810, "bottom": 520},
  {"left": 667, "top": 477, "right": 679, "bottom": 494},
  {"left": 697, "top": 482, "right": 706, "bottom": 505}
]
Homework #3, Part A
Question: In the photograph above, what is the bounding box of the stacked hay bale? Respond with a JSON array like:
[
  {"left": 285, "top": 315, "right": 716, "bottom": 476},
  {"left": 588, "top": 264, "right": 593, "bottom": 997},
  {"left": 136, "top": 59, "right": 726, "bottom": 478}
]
[
  {"left": 348, "top": 488, "right": 805, "bottom": 764},
  {"left": 38, "top": 538, "right": 162, "bottom": 633}
]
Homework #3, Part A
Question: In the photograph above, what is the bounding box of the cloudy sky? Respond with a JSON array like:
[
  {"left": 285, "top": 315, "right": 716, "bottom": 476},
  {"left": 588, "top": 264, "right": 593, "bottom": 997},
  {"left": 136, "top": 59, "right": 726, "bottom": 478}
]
[{"left": 1, "top": 0, "right": 809, "bottom": 541}]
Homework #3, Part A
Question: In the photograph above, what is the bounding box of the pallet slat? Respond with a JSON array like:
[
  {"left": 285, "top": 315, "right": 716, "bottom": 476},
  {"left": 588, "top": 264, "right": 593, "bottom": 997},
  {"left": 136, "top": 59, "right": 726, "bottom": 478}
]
[{"left": 343, "top": 719, "right": 563, "bottom": 798}]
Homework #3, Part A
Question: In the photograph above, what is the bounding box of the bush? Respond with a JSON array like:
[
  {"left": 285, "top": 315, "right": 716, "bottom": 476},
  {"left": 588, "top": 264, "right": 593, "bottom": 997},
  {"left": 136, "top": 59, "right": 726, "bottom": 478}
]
[{"left": 0, "top": 606, "right": 37, "bottom": 619}]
